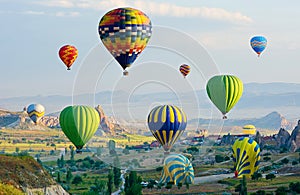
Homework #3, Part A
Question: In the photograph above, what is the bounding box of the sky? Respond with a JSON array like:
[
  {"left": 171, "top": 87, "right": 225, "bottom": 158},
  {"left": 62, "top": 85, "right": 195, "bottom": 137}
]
[{"left": 1, "top": 0, "right": 300, "bottom": 98}]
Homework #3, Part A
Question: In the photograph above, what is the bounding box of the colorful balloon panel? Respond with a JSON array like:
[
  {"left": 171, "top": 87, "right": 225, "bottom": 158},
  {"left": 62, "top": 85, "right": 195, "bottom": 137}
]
[
  {"left": 179, "top": 64, "right": 190, "bottom": 78},
  {"left": 98, "top": 7, "right": 152, "bottom": 73},
  {"left": 206, "top": 75, "right": 243, "bottom": 119},
  {"left": 59, "top": 105, "right": 100, "bottom": 150},
  {"left": 27, "top": 104, "right": 45, "bottom": 124},
  {"left": 59, "top": 45, "right": 78, "bottom": 70},
  {"left": 232, "top": 137, "right": 260, "bottom": 178},
  {"left": 147, "top": 105, "right": 187, "bottom": 152},
  {"left": 250, "top": 36, "right": 267, "bottom": 57},
  {"left": 160, "top": 154, "right": 194, "bottom": 186}
]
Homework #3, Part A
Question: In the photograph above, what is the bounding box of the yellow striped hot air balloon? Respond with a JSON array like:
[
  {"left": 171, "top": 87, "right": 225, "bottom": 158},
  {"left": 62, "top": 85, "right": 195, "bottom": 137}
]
[
  {"left": 147, "top": 105, "right": 187, "bottom": 153},
  {"left": 232, "top": 137, "right": 260, "bottom": 178},
  {"left": 179, "top": 64, "right": 190, "bottom": 78},
  {"left": 27, "top": 104, "right": 45, "bottom": 124},
  {"left": 243, "top": 125, "right": 256, "bottom": 135},
  {"left": 159, "top": 154, "right": 194, "bottom": 186}
]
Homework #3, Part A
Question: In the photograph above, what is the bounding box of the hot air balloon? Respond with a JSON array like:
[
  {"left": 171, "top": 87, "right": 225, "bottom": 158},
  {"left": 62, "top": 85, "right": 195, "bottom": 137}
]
[
  {"left": 242, "top": 125, "right": 256, "bottom": 135},
  {"left": 160, "top": 154, "right": 194, "bottom": 186},
  {"left": 59, "top": 105, "right": 100, "bottom": 152},
  {"left": 250, "top": 36, "right": 267, "bottom": 57},
  {"left": 147, "top": 105, "right": 187, "bottom": 153},
  {"left": 232, "top": 137, "right": 260, "bottom": 178},
  {"left": 98, "top": 7, "right": 152, "bottom": 75},
  {"left": 206, "top": 75, "right": 243, "bottom": 119},
  {"left": 27, "top": 104, "right": 45, "bottom": 124},
  {"left": 179, "top": 64, "right": 190, "bottom": 78},
  {"left": 59, "top": 45, "right": 78, "bottom": 70}
]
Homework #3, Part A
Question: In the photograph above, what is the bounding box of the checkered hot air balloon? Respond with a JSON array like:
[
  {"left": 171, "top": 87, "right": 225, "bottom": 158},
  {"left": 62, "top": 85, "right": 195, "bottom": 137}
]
[
  {"left": 179, "top": 64, "right": 190, "bottom": 78},
  {"left": 250, "top": 36, "right": 267, "bottom": 57},
  {"left": 59, "top": 45, "right": 78, "bottom": 70},
  {"left": 159, "top": 154, "right": 194, "bottom": 186},
  {"left": 147, "top": 105, "right": 187, "bottom": 153},
  {"left": 98, "top": 7, "right": 152, "bottom": 76},
  {"left": 232, "top": 137, "right": 260, "bottom": 178},
  {"left": 27, "top": 104, "right": 45, "bottom": 124}
]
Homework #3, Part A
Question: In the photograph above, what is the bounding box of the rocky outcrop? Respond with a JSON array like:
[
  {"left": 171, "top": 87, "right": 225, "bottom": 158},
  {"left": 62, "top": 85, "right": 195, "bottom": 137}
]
[
  {"left": 275, "top": 128, "right": 290, "bottom": 149},
  {"left": 95, "top": 105, "right": 115, "bottom": 134},
  {"left": 288, "top": 120, "right": 300, "bottom": 152},
  {"left": 40, "top": 116, "right": 59, "bottom": 128},
  {"left": 0, "top": 155, "right": 68, "bottom": 195}
]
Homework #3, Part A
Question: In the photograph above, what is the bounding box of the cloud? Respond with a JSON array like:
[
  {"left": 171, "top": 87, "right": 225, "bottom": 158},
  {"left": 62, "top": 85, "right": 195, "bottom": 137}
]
[
  {"left": 54, "top": 11, "right": 80, "bottom": 17},
  {"left": 34, "top": 0, "right": 253, "bottom": 24},
  {"left": 22, "top": 11, "right": 45, "bottom": 15},
  {"left": 34, "top": 0, "right": 74, "bottom": 8}
]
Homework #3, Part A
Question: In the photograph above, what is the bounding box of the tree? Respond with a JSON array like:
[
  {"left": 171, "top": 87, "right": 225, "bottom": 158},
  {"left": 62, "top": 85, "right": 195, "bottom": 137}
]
[
  {"left": 265, "top": 173, "right": 276, "bottom": 181},
  {"left": 254, "top": 190, "right": 266, "bottom": 195},
  {"left": 36, "top": 156, "right": 43, "bottom": 166},
  {"left": 125, "top": 171, "right": 142, "bottom": 195},
  {"left": 281, "top": 158, "right": 289, "bottom": 164},
  {"left": 263, "top": 156, "right": 271, "bottom": 161},
  {"left": 107, "top": 169, "right": 114, "bottom": 195},
  {"left": 235, "top": 175, "right": 247, "bottom": 195},
  {"left": 251, "top": 171, "right": 262, "bottom": 180},
  {"left": 15, "top": 147, "right": 19, "bottom": 153},
  {"left": 72, "top": 175, "right": 83, "bottom": 185},
  {"left": 60, "top": 154, "right": 65, "bottom": 167},
  {"left": 215, "top": 154, "right": 225, "bottom": 163},
  {"left": 70, "top": 146, "right": 75, "bottom": 161},
  {"left": 275, "top": 186, "right": 288, "bottom": 195},
  {"left": 66, "top": 169, "right": 73, "bottom": 184},
  {"left": 113, "top": 156, "right": 121, "bottom": 188},
  {"left": 289, "top": 182, "right": 300, "bottom": 193},
  {"left": 57, "top": 172, "right": 61, "bottom": 183}
]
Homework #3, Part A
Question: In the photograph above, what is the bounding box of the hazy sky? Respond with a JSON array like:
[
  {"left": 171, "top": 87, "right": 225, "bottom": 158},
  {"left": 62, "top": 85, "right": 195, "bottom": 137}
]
[{"left": 1, "top": 0, "right": 300, "bottom": 98}]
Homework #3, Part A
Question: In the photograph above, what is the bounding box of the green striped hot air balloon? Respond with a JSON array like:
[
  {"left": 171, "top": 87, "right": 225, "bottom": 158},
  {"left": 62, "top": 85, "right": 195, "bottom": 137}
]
[
  {"left": 147, "top": 105, "right": 187, "bottom": 153},
  {"left": 159, "top": 154, "right": 194, "bottom": 186},
  {"left": 59, "top": 105, "right": 100, "bottom": 152},
  {"left": 206, "top": 75, "right": 243, "bottom": 119}
]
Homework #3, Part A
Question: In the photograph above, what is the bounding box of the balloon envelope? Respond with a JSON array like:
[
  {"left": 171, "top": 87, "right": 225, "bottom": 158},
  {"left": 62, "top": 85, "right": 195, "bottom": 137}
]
[
  {"left": 27, "top": 104, "right": 45, "bottom": 124},
  {"left": 147, "top": 105, "right": 187, "bottom": 152},
  {"left": 59, "top": 105, "right": 100, "bottom": 150},
  {"left": 159, "top": 154, "right": 194, "bottom": 185},
  {"left": 206, "top": 75, "right": 243, "bottom": 119},
  {"left": 250, "top": 36, "right": 267, "bottom": 57},
  {"left": 98, "top": 7, "right": 152, "bottom": 75},
  {"left": 242, "top": 125, "right": 256, "bottom": 135},
  {"left": 59, "top": 45, "right": 78, "bottom": 70},
  {"left": 232, "top": 137, "right": 260, "bottom": 178},
  {"left": 179, "top": 64, "right": 190, "bottom": 78}
]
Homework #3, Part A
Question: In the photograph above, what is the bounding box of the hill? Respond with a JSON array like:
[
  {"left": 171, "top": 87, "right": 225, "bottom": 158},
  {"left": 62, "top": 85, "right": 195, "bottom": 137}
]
[
  {"left": 1, "top": 82, "right": 300, "bottom": 120},
  {"left": 0, "top": 155, "right": 67, "bottom": 194},
  {"left": 190, "top": 111, "right": 297, "bottom": 130}
]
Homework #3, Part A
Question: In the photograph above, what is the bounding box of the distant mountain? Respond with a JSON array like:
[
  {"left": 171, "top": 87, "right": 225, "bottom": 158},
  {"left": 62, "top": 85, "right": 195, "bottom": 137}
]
[
  {"left": 189, "top": 111, "right": 296, "bottom": 130},
  {"left": 1, "top": 82, "right": 300, "bottom": 120}
]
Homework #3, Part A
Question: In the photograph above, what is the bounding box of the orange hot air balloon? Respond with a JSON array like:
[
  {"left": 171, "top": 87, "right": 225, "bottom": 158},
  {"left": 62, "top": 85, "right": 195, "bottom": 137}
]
[{"left": 59, "top": 45, "right": 78, "bottom": 70}]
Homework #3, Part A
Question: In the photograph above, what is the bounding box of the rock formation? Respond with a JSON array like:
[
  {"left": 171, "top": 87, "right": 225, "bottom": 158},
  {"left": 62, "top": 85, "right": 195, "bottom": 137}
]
[
  {"left": 288, "top": 120, "right": 300, "bottom": 152},
  {"left": 275, "top": 128, "right": 290, "bottom": 149}
]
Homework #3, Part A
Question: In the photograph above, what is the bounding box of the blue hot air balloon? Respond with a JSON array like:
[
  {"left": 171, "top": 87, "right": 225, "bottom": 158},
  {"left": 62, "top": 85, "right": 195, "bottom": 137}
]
[
  {"left": 159, "top": 154, "right": 194, "bottom": 186},
  {"left": 250, "top": 36, "right": 267, "bottom": 57},
  {"left": 147, "top": 105, "right": 187, "bottom": 153}
]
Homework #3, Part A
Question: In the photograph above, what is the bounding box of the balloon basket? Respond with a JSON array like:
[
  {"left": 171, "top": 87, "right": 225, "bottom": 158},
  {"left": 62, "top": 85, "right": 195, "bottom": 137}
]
[
  {"left": 76, "top": 149, "right": 82, "bottom": 154},
  {"left": 123, "top": 71, "right": 128, "bottom": 76}
]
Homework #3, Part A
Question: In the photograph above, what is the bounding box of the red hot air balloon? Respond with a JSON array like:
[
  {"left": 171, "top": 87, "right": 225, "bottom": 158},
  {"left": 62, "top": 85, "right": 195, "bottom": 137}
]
[{"left": 59, "top": 45, "right": 78, "bottom": 70}]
